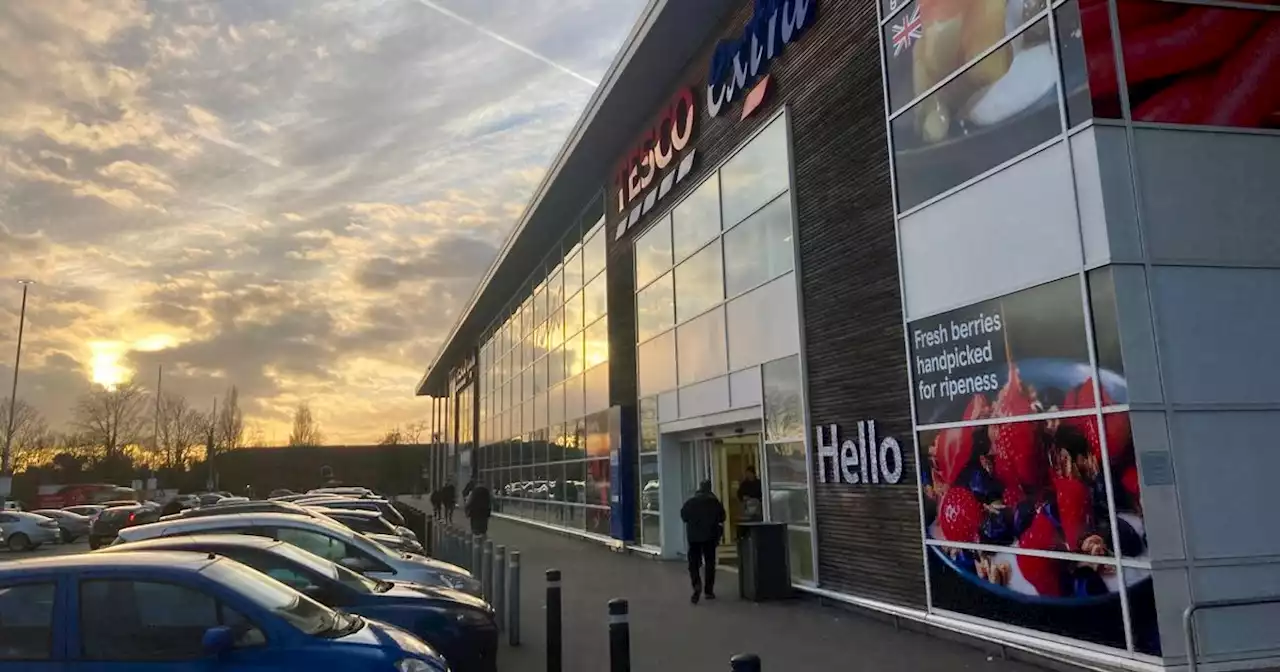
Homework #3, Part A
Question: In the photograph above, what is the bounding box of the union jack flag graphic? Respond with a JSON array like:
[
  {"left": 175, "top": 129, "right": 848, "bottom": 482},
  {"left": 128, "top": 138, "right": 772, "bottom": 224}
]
[{"left": 892, "top": 6, "right": 922, "bottom": 57}]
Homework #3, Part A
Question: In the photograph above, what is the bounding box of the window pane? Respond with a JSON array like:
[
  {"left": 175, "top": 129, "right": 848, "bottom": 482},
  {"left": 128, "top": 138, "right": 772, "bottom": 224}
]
[
  {"left": 586, "top": 458, "right": 611, "bottom": 506},
  {"left": 533, "top": 286, "right": 545, "bottom": 329},
  {"left": 584, "top": 273, "right": 608, "bottom": 325},
  {"left": 674, "top": 239, "right": 724, "bottom": 323},
  {"left": 723, "top": 194, "right": 794, "bottom": 297},
  {"left": 547, "top": 308, "right": 564, "bottom": 350},
  {"left": 564, "top": 249, "right": 584, "bottom": 296},
  {"left": 585, "top": 362, "right": 610, "bottom": 414},
  {"left": 81, "top": 580, "right": 220, "bottom": 661},
  {"left": 789, "top": 526, "right": 814, "bottom": 583},
  {"left": 634, "top": 215, "right": 673, "bottom": 289},
  {"left": 583, "top": 225, "right": 606, "bottom": 281},
  {"left": 585, "top": 411, "right": 611, "bottom": 459},
  {"left": 585, "top": 316, "right": 609, "bottom": 368},
  {"left": 672, "top": 174, "right": 722, "bottom": 262},
  {"left": 534, "top": 356, "right": 547, "bottom": 394},
  {"left": 565, "top": 330, "right": 586, "bottom": 377},
  {"left": 565, "top": 290, "right": 584, "bottom": 336},
  {"left": 639, "top": 396, "right": 658, "bottom": 453},
  {"left": 882, "top": 0, "right": 1049, "bottom": 114},
  {"left": 677, "top": 307, "right": 727, "bottom": 385},
  {"left": 549, "top": 345, "right": 566, "bottom": 386},
  {"left": 636, "top": 271, "right": 675, "bottom": 343},
  {"left": 547, "top": 268, "right": 564, "bottom": 309},
  {"left": 587, "top": 506, "right": 611, "bottom": 536},
  {"left": 721, "top": 118, "right": 790, "bottom": 227},
  {"left": 0, "top": 582, "right": 54, "bottom": 660},
  {"left": 891, "top": 17, "right": 1059, "bottom": 211},
  {"left": 639, "top": 454, "right": 660, "bottom": 513},
  {"left": 763, "top": 355, "right": 804, "bottom": 441},
  {"left": 565, "top": 373, "right": 584, "bottom": 421},
  {"left": 637, "top": 329, "right": 677, "bottom": 396}
]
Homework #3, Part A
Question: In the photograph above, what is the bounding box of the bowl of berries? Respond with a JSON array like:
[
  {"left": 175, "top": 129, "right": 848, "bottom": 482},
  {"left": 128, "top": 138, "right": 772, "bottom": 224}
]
[{"left": 921, "top": 357, "right": 1149, "bottom": 605}]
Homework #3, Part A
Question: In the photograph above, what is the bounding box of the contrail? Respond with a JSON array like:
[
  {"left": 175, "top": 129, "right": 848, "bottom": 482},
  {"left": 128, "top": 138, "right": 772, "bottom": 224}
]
[{"left": 412, "top": 0, "right": 598, "bottom": 87}]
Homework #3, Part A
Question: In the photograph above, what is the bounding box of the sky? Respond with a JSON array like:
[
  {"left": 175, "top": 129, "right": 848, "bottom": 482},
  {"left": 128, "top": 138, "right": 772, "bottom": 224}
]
[{"left": 0, "top": 0, "right": 646, "bottom": 445}]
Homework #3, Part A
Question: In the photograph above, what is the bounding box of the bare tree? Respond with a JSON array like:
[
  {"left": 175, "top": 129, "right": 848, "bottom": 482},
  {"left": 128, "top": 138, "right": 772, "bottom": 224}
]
[
  {"left": 0, "top": 398, "right": 52, "bottom": 471},
  {"left": 74, "top": 380, "right": 148, "bottom": 459},
  {"left": 216, "top": 386, "right": 245, "bottom": 453},
  {"left": 404, "top": 421, "right": 429, "bottom": 444},
  {"left": 288, "top": 402, "right": 324, "bottom": 447},
  {"left": 379, "top": 427, "right": 404, "bottom": 445},
  {"left": 155, "top": 392, "right": 207, "bottom": 470},
  {"left": 245, "top": 422, "right": 268, "bottom": 448}
]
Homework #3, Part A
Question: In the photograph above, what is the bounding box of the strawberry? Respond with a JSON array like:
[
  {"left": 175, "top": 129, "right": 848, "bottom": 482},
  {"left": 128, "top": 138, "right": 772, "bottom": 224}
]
[
  {"left": 1017, "top": 511, "right": 1065, "bottom": 596},
  {"left": 993, "top": 363, "right": 1033, "bottom": 419},
  {"left": 963, "top": 394, "right": 991, "bottom": 422},
  {"left": 938, "top": 487, "right": 983, "bottom": 543},
  {"left": 1053, "top": 475, "right": 1092, "bottom": 551},
  {"left": 991, "top": 420, "right": 1044, "bottom": 489},
  {"left": 1001, "top": 484, "right": 1024, "bottom": 510},
  {"left": 1104, "top": 412, "right": 1133, "bottom": 467},
  {"left": 933, "top": 427, "right": 972, "bottom": 486}
]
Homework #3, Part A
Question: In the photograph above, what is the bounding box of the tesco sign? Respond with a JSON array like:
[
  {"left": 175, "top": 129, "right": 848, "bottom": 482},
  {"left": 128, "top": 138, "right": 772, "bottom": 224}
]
[
  {"left": 613, "top": 88, "right": 697, "bottom": 241},
  {"left": 707, "top": 0, "right": 818, "bottom": 118}
]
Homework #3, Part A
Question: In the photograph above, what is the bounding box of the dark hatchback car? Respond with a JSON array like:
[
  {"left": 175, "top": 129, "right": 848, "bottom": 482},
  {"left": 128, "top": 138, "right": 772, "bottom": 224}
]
[
  {"left": 99, "top": 534, "right": 497, "bottom": 672},
  {"left": 88, "top": 504, "right": 160, "bottom": 549}
]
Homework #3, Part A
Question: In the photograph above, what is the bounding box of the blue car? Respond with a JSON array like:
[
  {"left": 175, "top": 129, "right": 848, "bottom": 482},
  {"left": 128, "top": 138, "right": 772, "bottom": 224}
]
[
  {"left": 97, "top": 535, "right": 498, "bottom": 672},
  {"left": 0, "top": 551, "right": 449, "bottom": 671}
]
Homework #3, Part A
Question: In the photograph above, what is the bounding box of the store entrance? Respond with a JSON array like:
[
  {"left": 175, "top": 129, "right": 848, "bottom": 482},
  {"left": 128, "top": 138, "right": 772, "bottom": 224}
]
[{"left": 679, "top": 434, "right": 762, "bottom": 569}]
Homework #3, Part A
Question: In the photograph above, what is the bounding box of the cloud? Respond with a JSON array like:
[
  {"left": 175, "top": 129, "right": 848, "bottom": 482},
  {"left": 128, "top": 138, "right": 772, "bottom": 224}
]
[{"left": 0, "top": 0, "right": 648, "bottom": 443}]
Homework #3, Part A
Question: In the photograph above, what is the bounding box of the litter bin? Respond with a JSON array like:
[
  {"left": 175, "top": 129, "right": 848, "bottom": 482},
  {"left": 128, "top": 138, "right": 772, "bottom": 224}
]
[{"left": 737, "top": 521, "right": 792, "bottom": 601}]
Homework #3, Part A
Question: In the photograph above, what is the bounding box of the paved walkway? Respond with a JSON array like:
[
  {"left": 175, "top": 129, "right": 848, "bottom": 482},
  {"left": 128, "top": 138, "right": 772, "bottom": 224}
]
[{"left": 479, "top": 516, "right": 1045, "bottom": 672}]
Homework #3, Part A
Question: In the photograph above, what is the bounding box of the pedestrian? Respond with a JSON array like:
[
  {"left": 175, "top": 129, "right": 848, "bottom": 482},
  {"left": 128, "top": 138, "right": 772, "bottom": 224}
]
[
  {"left": 441, "top": 480, "right": 457, "bottom": 522},
  {"left": 429, "top": 487, "right": 443, "bottom": 520},
  {"left": 680, "top": 479, "right": 726, "bottom": 605},
  {"left": 737, "top": 465, "right": 764, "bottom": 528},
  {"left": 461, "top": 478, "right": 476, "bottom": 509},
  {"left": 465, "top": 480, "right": 493, "bottom": 536}
]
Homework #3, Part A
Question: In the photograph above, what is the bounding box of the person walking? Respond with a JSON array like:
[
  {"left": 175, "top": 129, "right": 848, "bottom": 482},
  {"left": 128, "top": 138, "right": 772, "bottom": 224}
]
[
  {"left": 461, "top": 478, "right": 476, "bottom": 512},
  {"left": 465, "top": 480, "right": 493, "bottom": 536},
  {"left": 441, "top": 480, "right": 457, "bottom": 522},
  {"left": 429, "top": 487, "right": 443, "bottom": 519},
  {"left": 680, "top": 480, "right": 726, "bottom": 604},
  {"left": 736, "top": 465, "right": 764, "bottom": 537}
]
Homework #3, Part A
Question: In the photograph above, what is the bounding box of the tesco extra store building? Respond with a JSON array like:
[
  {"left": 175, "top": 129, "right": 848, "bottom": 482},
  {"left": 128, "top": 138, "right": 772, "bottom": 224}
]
[{"left": 416, "top": 0, "right": 1280, "bottom": 669}]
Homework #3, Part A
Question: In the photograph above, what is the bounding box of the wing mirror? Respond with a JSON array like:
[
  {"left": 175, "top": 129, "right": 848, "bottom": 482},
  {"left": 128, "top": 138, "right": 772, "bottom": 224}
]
[{"left": 202, "top": 625, "right": 234, "bottom": 657}]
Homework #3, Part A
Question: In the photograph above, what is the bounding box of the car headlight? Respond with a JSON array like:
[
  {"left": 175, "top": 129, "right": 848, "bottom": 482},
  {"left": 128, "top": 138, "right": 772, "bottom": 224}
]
[{"left": 396, "top": 658, "right": 446, "bottom": 672}]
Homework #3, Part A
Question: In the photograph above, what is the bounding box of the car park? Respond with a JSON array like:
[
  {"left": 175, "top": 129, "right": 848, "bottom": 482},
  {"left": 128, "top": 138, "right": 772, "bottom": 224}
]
[
  {"left": 0, "top": 511, "right": 60, "bottom": 551},
  {"left": 98, "top": 534, "right": 497, "bottom": 672},
  {"left": 115, "top": 512, "right": 481, "bottom": 595},
  {"left": 30, "top": 509, "right": 91, "bottom": 543},
  {"left": 159, "top": 501, "right": 424, "bottom": 555},
  {"left": 88, "top": 503, "right": 160, "bottom": 549},
  {"left": 0, "top": 551, "right": 449, "bottom": 671}
]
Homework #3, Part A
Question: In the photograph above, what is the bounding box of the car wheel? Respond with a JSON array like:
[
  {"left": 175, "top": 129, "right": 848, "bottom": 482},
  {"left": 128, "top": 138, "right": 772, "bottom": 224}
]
[
  {"left": 88, "top": 537, "right": 100, "bottom": 550},
  {"left": 7, "top": 533, "right": 31, "bottom": 552}
]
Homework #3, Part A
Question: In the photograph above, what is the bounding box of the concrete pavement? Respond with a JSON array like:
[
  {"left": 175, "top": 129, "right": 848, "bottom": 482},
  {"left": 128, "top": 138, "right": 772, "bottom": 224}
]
[{"left": 480, "top": 516, "right": 1046, "bottom": 672}]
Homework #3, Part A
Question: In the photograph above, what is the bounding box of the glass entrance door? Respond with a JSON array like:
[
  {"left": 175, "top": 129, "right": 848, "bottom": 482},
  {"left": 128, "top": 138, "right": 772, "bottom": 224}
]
[{"left": 677, "top": 434, "right": 762, "bottom": 567}]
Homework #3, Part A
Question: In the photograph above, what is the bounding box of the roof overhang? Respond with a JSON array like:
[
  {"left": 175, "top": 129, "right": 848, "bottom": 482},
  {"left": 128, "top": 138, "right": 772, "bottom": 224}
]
[{"left": 416, "top": 0, "right": 737, "bottom": 397}]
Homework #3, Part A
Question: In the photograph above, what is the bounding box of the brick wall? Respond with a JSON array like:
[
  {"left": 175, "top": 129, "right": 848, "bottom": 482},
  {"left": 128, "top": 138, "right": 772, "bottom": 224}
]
[{"left": 605, "top": 0, "right": 924, "bottom": 607}]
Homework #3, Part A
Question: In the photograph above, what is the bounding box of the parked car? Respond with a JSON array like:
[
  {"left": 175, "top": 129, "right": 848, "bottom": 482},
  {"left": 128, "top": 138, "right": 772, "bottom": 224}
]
[
  {"left": 308, "top": 486, "right": 379, "bottom": 498},
  {"left": 98, "top": 499, "right": 139, "bottom": 509},
  {"left": 98, "top": 534, "right": 497, "bottom": 672},
  {"left": 88, "top": 503, "right": 161, "bottom": 549},
  {"left": 269, "top": 488, "right": 296, "bottom": 498},
  {"left": 163, "top": 499, "right": 317, "bottom": 521},
  {"left": 0, "top": 551, "right": 448, "bottom": 671},
  {"left": 300, "top": 496, "right": 408, "bottom": 528},
  {"left": 314, "top": 508, "right": 422, "bottom": 549},
  {"left": 0, "top": 511, "right": 60, "bottom": 551},
  {"left": 61, "top": 504, "right": 104, "bottom": 518},
  {"left": 115, "top": 512, "right": 481, "bottom": 595},
  {"left": 196, "top": 492, "right": 226, "bottom": 507},
  {"left": 30, "top": 509, "right": 91, "bottom": 543},
  {"left": 219, "top": 496, "right": 251, "bottom": 504},
  {"left": 1, "top": 500, "right": 23, "bottom": 512}
]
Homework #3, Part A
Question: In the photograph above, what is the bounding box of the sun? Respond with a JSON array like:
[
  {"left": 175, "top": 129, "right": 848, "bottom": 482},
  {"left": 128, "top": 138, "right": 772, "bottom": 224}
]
[{"left": 89, "top": 341, "right": 130, "bottom": 390}]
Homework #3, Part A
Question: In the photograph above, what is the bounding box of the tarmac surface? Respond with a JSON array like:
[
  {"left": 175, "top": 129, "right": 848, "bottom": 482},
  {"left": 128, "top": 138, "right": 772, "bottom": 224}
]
[{"left": 475, "top": 516, "right": 1047, "bottom": 672}]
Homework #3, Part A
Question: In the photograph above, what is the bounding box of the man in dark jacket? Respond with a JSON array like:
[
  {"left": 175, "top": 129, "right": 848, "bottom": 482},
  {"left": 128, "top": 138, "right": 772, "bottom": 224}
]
[
  {"left": 680, "top": 480, "right": 726, "bottom": 604},
  {"left": 465, "top": 481, "right": 493, "bottom": 535},
  {"left": 429, "top": 488, "right": 443, "bottom": 519},
  {"left": 461, "top": 478, "right": 476, "bottom": 510},
  {"left": 440, "top": 480, "right": 457, "bottom": 522}
]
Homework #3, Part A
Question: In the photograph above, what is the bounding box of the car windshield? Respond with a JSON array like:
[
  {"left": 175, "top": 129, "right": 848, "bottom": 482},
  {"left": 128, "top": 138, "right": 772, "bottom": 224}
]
[
  {"left": 201, "top": 558, "right": 341, "bottom": 636},
  {"left": 268, "top": 542, "right": 381, "bottom": 594},
  {"left": 300, "top": 515, "right": 399, "bottom": 559}
]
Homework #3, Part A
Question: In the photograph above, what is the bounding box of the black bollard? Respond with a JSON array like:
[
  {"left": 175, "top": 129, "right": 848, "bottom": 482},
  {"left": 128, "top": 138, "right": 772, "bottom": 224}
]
[
  {"left": 423, "top": 516, "right": 434, "bottom": 557},
  {"left": 730, "top": 654, "right": 761, "bottom": 671},
  {"left": 608, "top": 598, "right": 630, "bottom": 672},
  {"left": 546, "top": 569, "right": 562, "bottom": 672},
  {"left": 482, "top": 540, "right": 494, "bottom": 601},
  {"left": 508, "top": 551, "right": 522, "bottom": 646},
  {"left": 472, "top": 534, "right": 484, "bottom": 575},
  {"left": 494, "top": 545, "right": 507, "bottom": 630}
]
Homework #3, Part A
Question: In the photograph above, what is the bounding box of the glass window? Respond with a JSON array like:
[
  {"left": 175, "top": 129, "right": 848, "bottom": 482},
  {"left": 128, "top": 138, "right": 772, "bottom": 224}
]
[
  {"left": 789, "top": 526, "right": 814, "bottom": 583},
  {"left": 891, "top": 17, "right": 1059, "bottom": 211},
  {"left": 79, "top": 580, "right": 261, "bottom": 661},
  {"left": 549, "top": 345, "right": 566, "bottom": 386},
  {"left": 766, "top": 443, "right": 810, "bottom": 526},
  {"left": 672, "top": 174, "right": 722, "bottom": 262},
  {"left": 674, "top": 239, "right": 724, "bottom": 323},
  {"left": 547, "top": 308, "right": 564, "bottom": 350},
  {"left": 677, "top": 307, "right": 728, "bottom": 385},
  {"left": 547, "top": 268, "right": 564, "bottom": 309},
  {"left": 564, "top": 373, "right": 585, "bottom": 421},
  {"left": 583, "top": 225, "right": 606, "bottom": 281},
  {"left": 639, "top": 453, "right": 660, "bottom": 514},
  {"left": 534, "top": 356, "right": 547, "bottom": 394},
  {"left": 637, "top": 330, "right": 677, "bottom": 396},
  {"left": 584, "top": 316, "right": 609, "bottom": 369},
  {"left": 586, "top": 459, "right": 611, "bottom": 507},
  {"left": 583, "top": 274, "right": 608, "bottom": 326},
  {"left": 720, "top": 118, "right": 790, "bottom": 227},
  {"left": 565, "top": 460, "right": 586, "bottom": 503},
  {"left": 533, "top": 286, "right": 545, "bottom": 332},
  {"left": 522, "top": 366, "right": 534, "bottom": 401},
  {"left": 586, "top": 506, "right": 611, "bottom": 537},
  {"left": 763, "top": 355, "right": 804, "bottom": 441},
  {"left": 277, "top": 528, "right": 349, "bottom": 564},
  {"left": 585, "top": 362, "right": 610, "bottom": 414},
  {"left": 723, "top": 194, "right": 794, "bottom": 297},
  {"left": 585, "top": 411, "right": 610, "bottom": 459},
  {"left": 882, "top": 0, "right": 1049, "bottom": 114},
  {"left": 639, "top": 396, "right": 658, "bottom": 453},
  {"left": 635, "top": 215, "right": 674, "bottom": 288},
  {"left": 549, "top": 385, "right": 566, "bottom": 429},
  {"left": 0, "top": 582, "right": 54, "bottom": 660},
  {"left": 565, "top": 330, "right": 586, "bottom": 377},
  {"left": 563, "top": 249, "right": 584, "bottom": 297},
  {"left": 564, "top": 290, "right": 584, "bottom": 337},
  {"left": 636, "top": 272, "right": 675, "bottom": 343}
]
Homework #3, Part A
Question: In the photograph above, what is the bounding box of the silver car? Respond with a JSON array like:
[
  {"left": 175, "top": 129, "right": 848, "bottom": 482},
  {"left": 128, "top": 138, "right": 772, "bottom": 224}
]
[
  {"left": 31, "top": 509, "right": 91, "bottom": 543},
  {"left": 114, "top": 512, "right": 481, "bottom": 595},
  {"left": 0, "top": 511, "right": 61, "bottom": 551}
]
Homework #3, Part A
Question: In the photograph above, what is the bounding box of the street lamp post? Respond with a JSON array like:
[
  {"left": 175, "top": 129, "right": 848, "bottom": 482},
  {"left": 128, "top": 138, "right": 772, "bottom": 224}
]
[{"left": 3, "top": 279, "right": 35, "bottom": 476}]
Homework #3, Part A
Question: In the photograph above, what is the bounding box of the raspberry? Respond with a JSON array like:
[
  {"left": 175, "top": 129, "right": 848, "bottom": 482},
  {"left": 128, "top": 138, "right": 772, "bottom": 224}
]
[{"left": 938, "top": 487, "right": 983, "bottom": 543}]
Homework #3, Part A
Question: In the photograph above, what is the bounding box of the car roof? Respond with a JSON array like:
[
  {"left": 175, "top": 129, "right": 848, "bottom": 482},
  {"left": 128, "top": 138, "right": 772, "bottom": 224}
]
[
  {"left": 0, "top": 550, "right": 216, "bottom": 576},
  {"left": 99, "top": 533, "right": 283, "bottom": 553},
  {"left": 123, "top": 511, "right": 353, "bottom": 539},
  {"left": 310, "top": 507, "right": 380, "bottom": 518}
]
